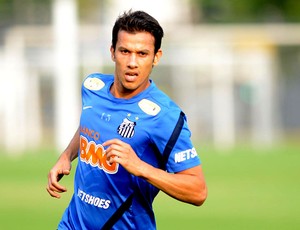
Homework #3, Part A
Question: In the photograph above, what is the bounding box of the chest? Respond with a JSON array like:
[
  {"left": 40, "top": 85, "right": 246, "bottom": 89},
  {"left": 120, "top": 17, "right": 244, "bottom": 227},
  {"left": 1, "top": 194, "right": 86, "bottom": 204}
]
[{"left": 80, "top": 97, "right": 156, "bottom": 155}]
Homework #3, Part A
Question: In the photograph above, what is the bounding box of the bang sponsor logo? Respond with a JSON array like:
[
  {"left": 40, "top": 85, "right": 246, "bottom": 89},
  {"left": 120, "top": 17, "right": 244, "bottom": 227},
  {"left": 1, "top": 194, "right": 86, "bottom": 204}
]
[{"left": 80, "top": 135, "right": 119, "bottom": 174}]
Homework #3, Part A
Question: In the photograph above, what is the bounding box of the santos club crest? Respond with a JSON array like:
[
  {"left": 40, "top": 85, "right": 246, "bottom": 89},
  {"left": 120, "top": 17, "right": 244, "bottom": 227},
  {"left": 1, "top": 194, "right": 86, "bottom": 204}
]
[{"left": 117, "top": 118, "right": 136, "bottom": 138}]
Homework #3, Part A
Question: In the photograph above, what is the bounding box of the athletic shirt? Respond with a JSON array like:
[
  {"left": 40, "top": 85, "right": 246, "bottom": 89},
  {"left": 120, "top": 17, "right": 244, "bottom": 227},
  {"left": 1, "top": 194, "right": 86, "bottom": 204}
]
[{"left": 58, "top": 73, "right": 201, "bottom": 230}]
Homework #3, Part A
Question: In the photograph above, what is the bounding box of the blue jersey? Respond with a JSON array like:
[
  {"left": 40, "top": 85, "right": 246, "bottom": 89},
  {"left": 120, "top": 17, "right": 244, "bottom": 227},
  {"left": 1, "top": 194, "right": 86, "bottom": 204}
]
[{"left": 58, "top": 73, "right": 201, "bottom": 230}]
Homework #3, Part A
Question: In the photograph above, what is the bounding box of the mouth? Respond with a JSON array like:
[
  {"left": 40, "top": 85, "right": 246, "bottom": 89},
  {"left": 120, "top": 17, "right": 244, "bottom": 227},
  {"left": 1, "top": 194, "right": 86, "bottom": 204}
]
[{"left": 125, "top": 72, "right": 138, "bottom": 82}]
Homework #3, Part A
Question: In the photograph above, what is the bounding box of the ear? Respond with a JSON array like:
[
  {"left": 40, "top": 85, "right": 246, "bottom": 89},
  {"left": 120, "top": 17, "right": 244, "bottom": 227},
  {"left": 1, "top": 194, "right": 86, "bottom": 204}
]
[
  {"left": 110, "top": 46, "right": 116, "bottom": 62},
  {"left": 153, "top": 49, "right": 162, "bottom": 66}
]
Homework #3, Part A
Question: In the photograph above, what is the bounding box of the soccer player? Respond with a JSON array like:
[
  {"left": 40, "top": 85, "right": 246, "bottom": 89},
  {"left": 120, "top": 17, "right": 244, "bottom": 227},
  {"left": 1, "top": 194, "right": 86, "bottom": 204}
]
[{"left": 47, "top": 10, "right": 207, "bottom": 230}]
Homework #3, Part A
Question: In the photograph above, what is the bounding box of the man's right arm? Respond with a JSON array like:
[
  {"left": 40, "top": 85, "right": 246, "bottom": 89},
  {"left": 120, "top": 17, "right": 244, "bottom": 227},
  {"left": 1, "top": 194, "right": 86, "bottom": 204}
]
[{"left": 46, "top": 127, "right": 80, "bottom": 198}]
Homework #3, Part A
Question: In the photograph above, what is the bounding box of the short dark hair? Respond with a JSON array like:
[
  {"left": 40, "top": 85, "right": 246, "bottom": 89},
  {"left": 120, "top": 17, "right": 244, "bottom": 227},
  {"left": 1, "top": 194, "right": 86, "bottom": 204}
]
[{"left": 112, "top": 10, "right": 164, "bottom": 54}]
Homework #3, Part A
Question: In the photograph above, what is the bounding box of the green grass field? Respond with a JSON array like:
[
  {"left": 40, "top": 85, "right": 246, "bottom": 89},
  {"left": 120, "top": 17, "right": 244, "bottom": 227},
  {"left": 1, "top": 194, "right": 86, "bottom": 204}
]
[{"left": 0, "top": 143, "right": 299, "bottom": 229}]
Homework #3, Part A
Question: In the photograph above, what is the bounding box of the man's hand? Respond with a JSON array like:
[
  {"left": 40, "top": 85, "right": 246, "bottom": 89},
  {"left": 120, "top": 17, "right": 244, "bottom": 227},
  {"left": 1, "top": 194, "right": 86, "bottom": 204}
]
[
  {"left": 103, "top": 139, "right": 145, "bottom": 177},
  {"left": 103, "top": 138, "right": 207, "bottom": 206},
  {"left": 46, "top": 155, "right": 72, "bottom": 199}
]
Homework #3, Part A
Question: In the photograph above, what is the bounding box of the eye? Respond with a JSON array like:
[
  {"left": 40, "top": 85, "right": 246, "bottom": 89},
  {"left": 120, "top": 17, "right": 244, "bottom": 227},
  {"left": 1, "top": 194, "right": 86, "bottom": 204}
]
[
  {"left": 120, "top": 49, "right": 129, "bottom": 54},
  {"left": 138, "top": 51, "right": 147, "bottom": 57}
]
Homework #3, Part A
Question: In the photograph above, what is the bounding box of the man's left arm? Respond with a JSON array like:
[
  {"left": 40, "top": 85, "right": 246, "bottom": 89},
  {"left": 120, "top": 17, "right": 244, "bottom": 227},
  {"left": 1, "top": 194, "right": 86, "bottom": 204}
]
[
  {"left": 138, "top": 162, "right": 207, "bottom": 206},
  {"left": 103, "top": 139, "right": 207, "bottom": 206}
]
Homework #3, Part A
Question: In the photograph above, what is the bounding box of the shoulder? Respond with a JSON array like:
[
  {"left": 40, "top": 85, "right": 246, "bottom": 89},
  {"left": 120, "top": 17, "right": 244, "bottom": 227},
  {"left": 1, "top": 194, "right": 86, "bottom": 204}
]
[
  {"left": 146, "top": 82, "right": 182, "bottom": 118},
  {"left": 138, "top": 83, "right": 183, "bottom": 136},
  {"left": 82, "top": 73, "right": 113, "bottom": 91}
]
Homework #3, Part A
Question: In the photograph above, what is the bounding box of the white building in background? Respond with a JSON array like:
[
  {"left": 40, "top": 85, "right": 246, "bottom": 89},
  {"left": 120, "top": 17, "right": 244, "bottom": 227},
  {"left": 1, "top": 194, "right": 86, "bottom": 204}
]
[
  {"left": 105, "top": 0, "right": 191, "bottom": 26},
  {"left": 0, "top": 0, "right": 299, "bottom": 153},
  {"left": 0, "top": 29, "right": 41, "bottom": 152},
  {"left": 53, "top": 0, "right": 80, "bottom": 151}
]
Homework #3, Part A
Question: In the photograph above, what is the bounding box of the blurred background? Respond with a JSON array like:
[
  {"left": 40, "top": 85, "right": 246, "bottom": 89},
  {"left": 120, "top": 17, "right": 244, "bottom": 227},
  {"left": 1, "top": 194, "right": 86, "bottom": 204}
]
[
  {"left": 0, "top": 0, "right": 299, "bottom": 229},
  {"left": 0, "top": 0, "right": 300, "bottom": 152}
]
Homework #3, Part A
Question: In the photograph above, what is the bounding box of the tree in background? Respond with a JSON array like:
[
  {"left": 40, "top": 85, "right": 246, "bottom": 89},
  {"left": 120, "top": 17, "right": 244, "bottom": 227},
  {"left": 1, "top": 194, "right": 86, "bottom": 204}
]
[
  {"left": 191, "top": 0, "right": 300, "bottom": 23},
  {"left": 0, "top": 0, "right": 51, "bottom": 28},
  {"left": 0, "top": 0, "right": 107, "bottom": 29},
  {"left": 2, "top": 0, "right": 300, "bottom": 28}
]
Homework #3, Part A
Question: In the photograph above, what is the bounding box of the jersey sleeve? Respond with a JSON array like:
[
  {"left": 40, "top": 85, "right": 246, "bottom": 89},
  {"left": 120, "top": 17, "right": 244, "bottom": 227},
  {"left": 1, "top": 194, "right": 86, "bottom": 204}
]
[
  {"left": 165, "top": 119, "right": 201, "bottom": 173},
  {"left": 152, "top": 110, "right": 201, "bottom": 173}
]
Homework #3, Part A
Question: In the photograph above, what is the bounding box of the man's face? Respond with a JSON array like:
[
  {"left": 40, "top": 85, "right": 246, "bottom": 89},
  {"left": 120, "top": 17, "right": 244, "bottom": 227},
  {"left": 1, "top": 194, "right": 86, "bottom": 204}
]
[{"left": 110, "top": 30, "right": 162, "bottom": 98}]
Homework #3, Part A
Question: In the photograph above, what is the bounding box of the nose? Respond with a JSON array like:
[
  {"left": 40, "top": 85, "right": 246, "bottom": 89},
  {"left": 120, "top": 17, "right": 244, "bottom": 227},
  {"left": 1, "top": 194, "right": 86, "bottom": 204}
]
[{"left": 127, "top": 53, "right": 138, "bottom": 68}]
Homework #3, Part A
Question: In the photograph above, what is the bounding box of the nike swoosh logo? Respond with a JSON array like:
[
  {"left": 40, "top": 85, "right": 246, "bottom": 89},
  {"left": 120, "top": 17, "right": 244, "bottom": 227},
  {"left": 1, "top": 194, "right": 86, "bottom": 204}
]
[{"left": 83, "top": 106, "right": 93, "bottom": 110}]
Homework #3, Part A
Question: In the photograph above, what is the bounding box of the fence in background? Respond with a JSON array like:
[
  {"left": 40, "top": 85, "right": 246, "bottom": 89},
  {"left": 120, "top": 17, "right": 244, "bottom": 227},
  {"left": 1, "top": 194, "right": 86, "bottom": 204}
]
[{"left": 1, "top": 19, "right": 300, "bottom": 153}]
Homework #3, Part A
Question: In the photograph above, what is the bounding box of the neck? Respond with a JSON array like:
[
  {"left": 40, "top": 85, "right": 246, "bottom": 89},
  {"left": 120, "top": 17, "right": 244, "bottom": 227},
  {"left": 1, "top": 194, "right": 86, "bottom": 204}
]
[{"left": 110, "top": 83, "right": 136, "bottom": 99}]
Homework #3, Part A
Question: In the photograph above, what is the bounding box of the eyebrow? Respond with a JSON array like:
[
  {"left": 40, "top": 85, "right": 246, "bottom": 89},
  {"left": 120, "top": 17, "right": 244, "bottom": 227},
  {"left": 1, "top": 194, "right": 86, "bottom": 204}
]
[{"left": 118, "top": 46, "right": 150, "bottom": 53}]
